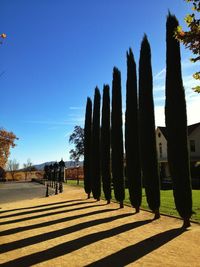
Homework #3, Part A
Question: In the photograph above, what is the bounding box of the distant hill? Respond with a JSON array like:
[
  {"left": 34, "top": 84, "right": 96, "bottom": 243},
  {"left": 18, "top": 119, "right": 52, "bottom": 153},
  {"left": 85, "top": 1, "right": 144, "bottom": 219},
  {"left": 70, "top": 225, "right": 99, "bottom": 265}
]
[{"left": 33, "top": 161, "right": 83, "bottom": 170}]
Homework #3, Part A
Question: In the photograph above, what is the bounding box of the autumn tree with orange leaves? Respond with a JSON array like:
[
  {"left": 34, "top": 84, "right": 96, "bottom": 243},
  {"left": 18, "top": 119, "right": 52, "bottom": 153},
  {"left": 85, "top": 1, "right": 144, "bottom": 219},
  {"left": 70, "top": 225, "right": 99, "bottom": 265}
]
[
  {"left": 175, "top": 0, "right": 200, "bottom": 93},
  {"left": 0, "top": 33, "right": 6, "bottom": 45},
  {"left": 0, "top": 35, "right": 18, "bottom": 172},
  {"left": 0, "top": 129, "right": 18, "bottom": 169}
]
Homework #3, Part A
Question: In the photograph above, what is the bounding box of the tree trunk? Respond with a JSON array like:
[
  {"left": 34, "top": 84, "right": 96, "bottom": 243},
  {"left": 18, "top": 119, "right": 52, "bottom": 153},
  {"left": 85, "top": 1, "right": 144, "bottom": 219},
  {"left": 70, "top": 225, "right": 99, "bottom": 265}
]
[
  {"left": 101, "top": 84, "right": 111, "bottom": 203},
  {"left": 84, "top": 98, "right": 92, "bottom": 197},
  {"left": 165, "top": 13, "right": 192, "bottom": 225},
  {"left": 111, "top": 67, "right": 125, "bottom": 206},
  {"left": 139, "top": 35, "right": 160, "bottom": 216},
  {"left": 91, "top": 88, "right": 101, "bottom": 200},
  {"left": 125, "top": 48, "right": 142, "bottom": 212}
]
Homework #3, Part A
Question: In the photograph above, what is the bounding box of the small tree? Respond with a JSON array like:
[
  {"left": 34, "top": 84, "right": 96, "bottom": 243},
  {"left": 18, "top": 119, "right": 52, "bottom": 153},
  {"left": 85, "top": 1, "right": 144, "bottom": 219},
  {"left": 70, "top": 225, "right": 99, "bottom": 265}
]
[
  {"left": 7, "top": 159, "right": 19, "bottom": 181},
  {"left": 139, "top": 35, "right": 160, "bottom": 219},
  {"left": 111, "top": 67, "right": 125, "bottom": 208},
  {"left": 69, "top": 126, "right": 84, "bottom": 162},
  {"left": 91, "top": 87, "right": 101, "bottom": 201},
  {"left": 166, "top": 13, "right": 192, "bottom": 228},
  {"left": 101, "top": 84, "right": 111, "bottom": 204},
  {"left": 84, "top": 97, "right": 92, "bottom": 198},
  {"left": 125, "top": 48, "right": 142, "bottom": 213}
]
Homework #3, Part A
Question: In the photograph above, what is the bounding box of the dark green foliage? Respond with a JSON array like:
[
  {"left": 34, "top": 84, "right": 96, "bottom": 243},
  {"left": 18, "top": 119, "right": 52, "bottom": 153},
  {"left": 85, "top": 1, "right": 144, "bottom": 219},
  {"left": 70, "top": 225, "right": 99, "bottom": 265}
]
[
  {"left": 69, "top": 126, "right": 84, "bottom": 161},
  {"left": 53, "top": 162, "right": 59, "bottom": 181},
  {"left": 44, "top": 165, "right": 50, "bottom": 180},
  {"left": 125, "top": 49, "right": 142, "bottom": 209},
  {"left": 48, "top": 164, "right": 53, "bottom": 181},
  {"left": 101, "top": 84, "right": 111, "bottom": 201},
  {"left": 111, "top": 67, "right": 125, "bottom": 202},
  {"left": 58, "top": 159, "right": 65, "bottom": 182},
  {"left": 0, "top": 167, "right": 6, "bottom": 181},
  {"left": 84, "top": 97, "right": 92, "bottom": 196},
  {"left": 165, "top": 13, "right": 192, "bottom": 219},
  {"left": 91, "top": 87, "right": 101, "bottom": 200},
  {"left": 139, "top": 35, "right": 160, "bottom": 212}
]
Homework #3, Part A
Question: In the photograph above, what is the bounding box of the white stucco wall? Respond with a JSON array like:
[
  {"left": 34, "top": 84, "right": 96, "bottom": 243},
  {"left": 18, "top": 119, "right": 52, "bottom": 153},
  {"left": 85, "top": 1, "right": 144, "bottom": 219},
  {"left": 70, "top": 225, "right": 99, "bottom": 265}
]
[
  {"left": 156, "top": 128, "right": 168, "bottom": 161},
  {"left": 156, "top": 125, "right": 200, "bottom": 162},
  {"left": 188, "top": 125, "right": 200, "bottom": 159}
]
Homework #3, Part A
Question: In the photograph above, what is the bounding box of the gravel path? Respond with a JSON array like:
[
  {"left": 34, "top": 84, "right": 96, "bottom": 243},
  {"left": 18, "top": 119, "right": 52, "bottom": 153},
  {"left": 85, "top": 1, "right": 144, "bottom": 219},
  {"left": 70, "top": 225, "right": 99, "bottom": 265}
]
[{"left": 0, "top": 184, "right": 199, "bottom": 266}]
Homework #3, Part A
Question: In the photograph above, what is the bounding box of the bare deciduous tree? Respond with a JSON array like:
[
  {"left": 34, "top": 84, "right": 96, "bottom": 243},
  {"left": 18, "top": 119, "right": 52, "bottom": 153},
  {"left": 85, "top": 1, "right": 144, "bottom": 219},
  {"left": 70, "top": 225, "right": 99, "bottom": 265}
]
[
  {"left": 7, "top": 159, "right": 19, "bottom": 181},
  {"left": 23, "top": 158, "right": 34, "bottom": 180}
]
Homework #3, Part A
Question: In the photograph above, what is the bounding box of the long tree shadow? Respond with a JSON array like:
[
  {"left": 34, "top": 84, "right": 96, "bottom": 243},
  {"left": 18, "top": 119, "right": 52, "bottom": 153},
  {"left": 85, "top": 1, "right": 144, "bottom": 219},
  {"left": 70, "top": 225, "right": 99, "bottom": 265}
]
[
  {"left": 0, "top": 201, "right": 97, "bottom": 219},
  {"left": 0, "top": 203, "right": 107, "bottom": 226},
  {"left": 1, "top": 219, "right": 152, "bottom": 266},
  {"left": 85, "top": 228, "right": 185, "bottom": 266},
  {"left": 0, "top": 199, "right": 84, "bottom": 214},
  {"left": 0, "top": 208, "right": 118, "bottom": 236},
  {"left": 0, "top": 213, "right": 134, "bottom": 253}
]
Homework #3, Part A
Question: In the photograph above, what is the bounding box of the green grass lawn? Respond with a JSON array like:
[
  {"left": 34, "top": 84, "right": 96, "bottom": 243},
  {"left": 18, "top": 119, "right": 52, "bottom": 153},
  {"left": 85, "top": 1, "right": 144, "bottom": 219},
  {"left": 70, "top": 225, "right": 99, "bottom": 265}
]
[{"left": 64, "top": 180, "right": 200, "bottom": 223}]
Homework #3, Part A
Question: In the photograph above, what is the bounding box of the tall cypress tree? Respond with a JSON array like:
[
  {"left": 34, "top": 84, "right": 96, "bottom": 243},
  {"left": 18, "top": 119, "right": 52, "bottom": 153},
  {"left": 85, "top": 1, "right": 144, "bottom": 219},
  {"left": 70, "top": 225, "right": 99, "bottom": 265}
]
[
  {"left": 91, "top": 87, "right": 101, "bottom": 201},
  {"left": 125, "top": 48, "right": 142, "bottom": 213},
  {"left": 139, "top": 35, "right": 160, "bottom": 219},
  {"left": 84, "top": 97, "right": 92, "bottom": 198},
  {"left": 101, "top": 84, "right": 111, "bottom": 204},
  {"left": 165, "top": 13, "right": 192, "bottom": 228},
  {"left": 111, "top": 67, "right": 125, "bottom": 208}
]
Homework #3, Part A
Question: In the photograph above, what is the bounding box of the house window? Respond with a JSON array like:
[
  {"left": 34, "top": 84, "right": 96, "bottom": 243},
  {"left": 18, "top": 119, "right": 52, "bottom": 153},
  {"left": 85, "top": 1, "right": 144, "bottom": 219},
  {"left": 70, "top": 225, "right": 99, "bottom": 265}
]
[
  {"left": 190, "top": 140, "right": 195, "bottom": 152},
  {"left": 159, "top": 143, "right": 162, "bottom": 158},
  {"left": 158, "top": 132, "right": 161, "bottom": 138}
]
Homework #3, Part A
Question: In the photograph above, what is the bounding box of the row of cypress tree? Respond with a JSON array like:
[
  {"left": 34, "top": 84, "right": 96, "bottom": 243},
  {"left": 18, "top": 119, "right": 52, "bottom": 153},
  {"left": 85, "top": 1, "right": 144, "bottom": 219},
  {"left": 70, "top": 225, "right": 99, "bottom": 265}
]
[
  {"left": 83, "top": 13, "right": 192, "bottom": 226},
  {"left": 83, "top": 38, "right": 160, "bottom": 218}
]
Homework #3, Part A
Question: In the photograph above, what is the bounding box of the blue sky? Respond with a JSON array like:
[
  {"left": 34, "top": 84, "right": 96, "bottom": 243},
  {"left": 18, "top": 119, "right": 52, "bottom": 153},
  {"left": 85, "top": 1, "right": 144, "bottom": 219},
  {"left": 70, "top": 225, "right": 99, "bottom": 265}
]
[{"left": 1, "top": 0, "right": 200, "bottom": 166}]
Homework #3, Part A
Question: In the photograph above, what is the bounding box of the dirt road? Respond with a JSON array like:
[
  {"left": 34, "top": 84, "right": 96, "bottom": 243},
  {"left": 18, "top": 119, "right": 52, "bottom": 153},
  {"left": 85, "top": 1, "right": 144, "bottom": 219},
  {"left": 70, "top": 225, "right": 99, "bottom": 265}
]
[{"left": 0, "top": 181, "right": 54, "bottom": 204}]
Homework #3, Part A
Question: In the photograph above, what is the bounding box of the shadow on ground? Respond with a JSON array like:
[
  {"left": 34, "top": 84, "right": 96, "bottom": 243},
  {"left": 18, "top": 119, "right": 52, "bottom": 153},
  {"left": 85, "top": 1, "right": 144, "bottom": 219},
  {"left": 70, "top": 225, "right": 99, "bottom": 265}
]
[
  {"left": 1, "top": 198, "right": 184, "bottom": 266},
  {"left": 86, "top": 228, "right": 184, "bottom": 266}
]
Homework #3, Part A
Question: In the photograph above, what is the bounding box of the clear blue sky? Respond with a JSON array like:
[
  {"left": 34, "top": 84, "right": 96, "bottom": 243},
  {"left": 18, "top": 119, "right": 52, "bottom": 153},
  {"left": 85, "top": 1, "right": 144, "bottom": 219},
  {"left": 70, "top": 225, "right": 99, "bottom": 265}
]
[{"left": 1, "top": 0, "right": 200, "bottom": 167}]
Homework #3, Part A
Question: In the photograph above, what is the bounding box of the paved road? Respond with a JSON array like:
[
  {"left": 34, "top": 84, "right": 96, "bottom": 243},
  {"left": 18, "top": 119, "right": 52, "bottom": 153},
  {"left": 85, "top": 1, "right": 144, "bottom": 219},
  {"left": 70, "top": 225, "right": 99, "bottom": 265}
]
[{"left": 0, "top": 181, "right": 53, "bottom": 204}]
